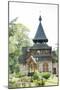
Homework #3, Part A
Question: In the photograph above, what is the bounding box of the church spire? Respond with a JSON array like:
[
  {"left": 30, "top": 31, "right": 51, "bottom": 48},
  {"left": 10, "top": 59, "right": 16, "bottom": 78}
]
[
  {"left": 39, "top": 16, "right": 42, "bottom": 22},
  {"left": 33, "top": 16, "right": 48, "bottom": 43}
]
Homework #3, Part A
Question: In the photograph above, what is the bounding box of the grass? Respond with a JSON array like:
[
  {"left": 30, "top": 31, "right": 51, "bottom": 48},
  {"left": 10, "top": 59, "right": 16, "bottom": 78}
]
[
  {"left": 9, "top": 73, "right": 58, "bottom": 88},
  {"left": 45, "top": 75, "right": 58, "bottom": 86}
]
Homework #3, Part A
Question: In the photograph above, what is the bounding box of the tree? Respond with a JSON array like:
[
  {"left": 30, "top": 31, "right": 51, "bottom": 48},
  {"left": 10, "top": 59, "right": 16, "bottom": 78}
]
[
  {"left": 52, "top": 48, "right": 58, "bottom": 63},
  {"left": 9, "top": 18, "right": 31, "bottom": 73}
]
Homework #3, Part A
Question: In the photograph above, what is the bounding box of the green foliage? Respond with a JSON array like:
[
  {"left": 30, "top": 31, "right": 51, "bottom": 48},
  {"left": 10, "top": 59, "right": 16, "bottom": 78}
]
[
  {"left": 15, "top": 72, "right": 25, "bottom": 78},
  {"left": 9, "top": 18, "right": 31, "bottom": 74},
  {"left": 31, "top": 71, "right": 45, "bottom": 86},
  {"left": 9, "top": 72, "right": 58, "bottom": 88},
  {"left": 32, "top": 71, "right": 41, "bottom": 80},
  {"left": 42, "top": 72, "right": 50, "bottom": 79},
  {"left": 35, "top": 79, "right": 45, "bottom": 86},
  {"left": 52, "top": 49, "right": 58, "bottom": 63}
]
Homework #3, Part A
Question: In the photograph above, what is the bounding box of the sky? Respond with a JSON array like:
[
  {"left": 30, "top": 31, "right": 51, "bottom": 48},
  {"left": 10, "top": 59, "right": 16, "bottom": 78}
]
[{"left": 9, "top": 2, "right": 58, "bottom": 50}]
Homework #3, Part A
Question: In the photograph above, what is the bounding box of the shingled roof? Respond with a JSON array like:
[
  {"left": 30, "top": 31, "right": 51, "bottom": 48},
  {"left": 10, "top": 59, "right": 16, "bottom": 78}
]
[
  {"left": 30, "top": 43, "right": 51, "bottom": 50},
  {"left": 33, "top": 16, "right": 48, "bottom": 43}
]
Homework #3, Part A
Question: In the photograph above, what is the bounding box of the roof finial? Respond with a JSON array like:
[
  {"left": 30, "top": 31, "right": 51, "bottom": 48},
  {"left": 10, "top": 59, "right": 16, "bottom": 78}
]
[{"left": 39, "top": 16, "right": 42, "bottom": 22}]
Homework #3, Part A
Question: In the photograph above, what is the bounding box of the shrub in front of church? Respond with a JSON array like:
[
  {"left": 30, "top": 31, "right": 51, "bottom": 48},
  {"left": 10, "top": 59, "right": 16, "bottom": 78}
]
[
  {"left": 32, "top": 79, "right": 45, "bottom": 86},
  {"left": 9, "top": 77, "right": 18, "bottom": 88},
  {"left": 42, "top": 72, "right": 50, "bottom": 79},
  {"left": 31, "top": 71, "right": 45, "bottom": 86},
  {"left": 15, "top": 72, "right": 25, "bottom": 78},
  {"left": 36, "top": 79, "right": 45, "bottom": 86},
  {"left": 32, "top": 71, "right": 41, "bottom": 80}
]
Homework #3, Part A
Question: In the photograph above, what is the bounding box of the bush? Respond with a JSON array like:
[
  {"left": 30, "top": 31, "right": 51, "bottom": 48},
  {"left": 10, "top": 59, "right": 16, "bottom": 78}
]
[
  {"left": 36, "top": 79, "right": 45, "bottom": 86},
  {"left": 32, "top": 71, "right": 41, "bottom": 80},
  {"left": 15, "top": 72, "right": 25, "bottom": 78},
  {"left": 33, "top": 79, "right": 45, "bottom": 86},
  {"left": 9, "top": 78, "right": 17, "bottom": 89},
  {"left": 42, "top": 72, "right": 50, "bottom": 79},
  {"left": 21, "top": 76, "right": 31, "bottom": 82}
]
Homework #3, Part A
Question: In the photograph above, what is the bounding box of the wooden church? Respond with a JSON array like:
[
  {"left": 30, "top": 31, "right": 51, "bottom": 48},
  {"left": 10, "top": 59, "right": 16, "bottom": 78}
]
[{"left": 19, "top": 16, "right": 58, "bottom": 75}]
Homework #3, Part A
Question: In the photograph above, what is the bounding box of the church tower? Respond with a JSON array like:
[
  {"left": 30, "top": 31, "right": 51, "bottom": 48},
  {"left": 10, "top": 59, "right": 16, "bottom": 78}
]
[
  {"left": 28, "top": 16, "right": 52, "bottom": 72},
  {"left": 33, "top": 16, "right": 48, "bottom": 43}
]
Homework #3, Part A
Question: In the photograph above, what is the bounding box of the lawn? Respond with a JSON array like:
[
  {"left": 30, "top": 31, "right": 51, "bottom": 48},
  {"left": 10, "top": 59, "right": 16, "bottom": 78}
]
[
  {"left": 9, "top": 72, "right": 58, "bottom": 88},
  {"left": 45, "top": 75, "right": 58, "bottom": 86}
]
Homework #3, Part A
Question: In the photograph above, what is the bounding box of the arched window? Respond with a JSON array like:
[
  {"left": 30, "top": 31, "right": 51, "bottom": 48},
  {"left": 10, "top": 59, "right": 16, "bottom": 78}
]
[{"left": 43, "top": 62, "right": 48, "bottom": 72}]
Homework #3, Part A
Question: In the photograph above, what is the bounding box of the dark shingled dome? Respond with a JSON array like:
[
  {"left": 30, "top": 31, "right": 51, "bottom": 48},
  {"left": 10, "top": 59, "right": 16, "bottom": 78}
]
[{"left": 33, "top": 16, "right": 48, "bottom": 43}]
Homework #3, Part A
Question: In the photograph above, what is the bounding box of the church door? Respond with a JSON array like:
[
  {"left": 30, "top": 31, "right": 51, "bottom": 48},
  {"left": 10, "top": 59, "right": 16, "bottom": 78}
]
[{"left": 43, "top": 63, "right": 48, "bottom": 72}]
